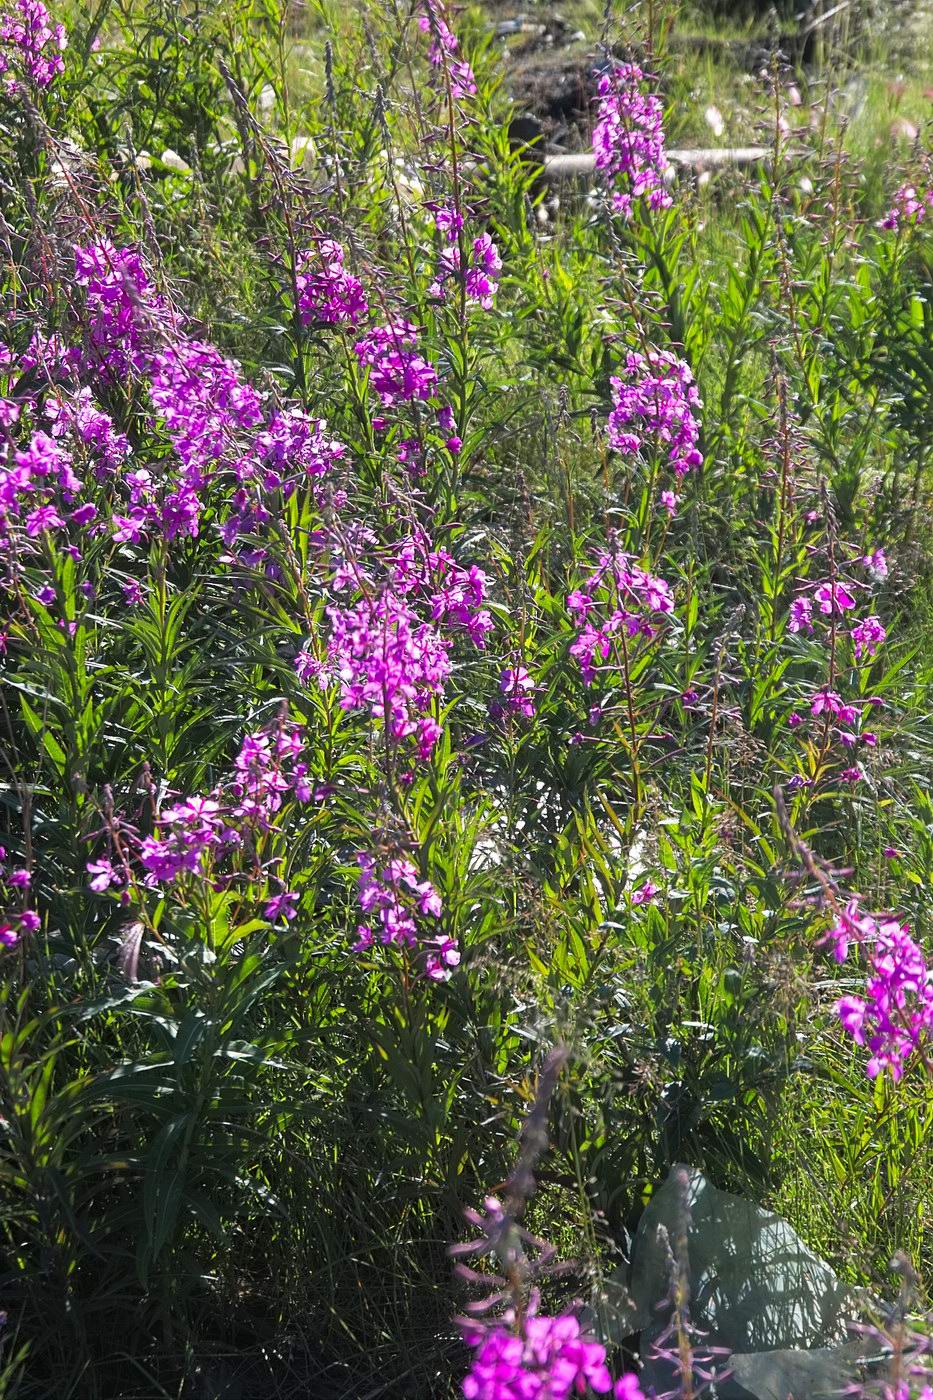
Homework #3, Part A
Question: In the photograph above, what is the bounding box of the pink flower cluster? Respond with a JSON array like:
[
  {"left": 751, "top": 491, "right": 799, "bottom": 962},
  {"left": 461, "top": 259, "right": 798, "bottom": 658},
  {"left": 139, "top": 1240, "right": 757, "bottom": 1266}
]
[
  {"left": 70, "top": 243, "right": 347, "bottom": 534},
  {"left": 494, "top": 666, "right": 536, "bottom": 720},
  {"left": 88, "top": 721, "right": 311, "bottom": 894},
  {"left": 419, "top": 543, "right": 493, "bottom": 647},
  {"left": 0, "top": 0, "right": 65, "bottom": 91},
  {"left": 462, "top": 1308, "right": 645, "bottom": 1400},
  {"left": 74, "top": 240, "right": 161, "bottom": 377},
  {"left": 792, "top": 691, "right": 881, "bottom": 780},
  {"left": 824, "top": 900, "right": 933, "bottom": 1080},
  {"left": 851, "top": 614, "right": 887, "bottom": 661},
  {"left": 353, "top": 321, "right": 438, "bottom": 406},
  {"left": 809, "top": 689, "right": 861, "bottom": 722},
  {"left": 281, "top": 228, "right": 499, "bottom": 440},
  {"left": 592, "top": 63, "right": 672, "bottom": 219},
  {"left": 790, "top": 585, "right": 887, "bottom": 661},
  {"left": 419, "top": 3, "right": 476, "bottom": 100},
  {"left": 862, "top": 546, "right": 888, "bottom": 580},
  {"left": 67, "top": 239, "right": 451, "bottom": 531},
  {"left": 631, "top": 880, "right": 657, "bottom": 906},
  {"left": 147, "top": 339, "right": 265, "bottom": 541},
  {"left": 785, "top": 549, "right": 890, "bottom": 778},
  {"left": 299, "top": 535, "right": 492, "bottom": 760},
  {"left": 0, "top": 242, "right": 349, "bottom": 599},
  {"left": 327, "top": 590, "right": 451, "bottom": 759},
  {"left": 879, "top": 185, "right": 933, "bottom": 231},
  {"left": 355, "top": 852, "right": 459, "bottom": 980},
  {"left": 0, "top": 429, "right": 88, "bottom": 551},
  {"left": 430, "top": 225, "right": 502, "bottom": 310},
  {"left": 54, "top": 386, "right": 131, "bottom": 477},
  {"left": 0, "top": 849, "right": 39, "bottom": 949},
  {"left": 567, "top": 549, "right": 674, "bottom": 686},
  {"left": 296, "top": 241, "right": 369, "bottom": 327},
  {"left": 608, "top": 350, "right": 702, "bottom": 480}
]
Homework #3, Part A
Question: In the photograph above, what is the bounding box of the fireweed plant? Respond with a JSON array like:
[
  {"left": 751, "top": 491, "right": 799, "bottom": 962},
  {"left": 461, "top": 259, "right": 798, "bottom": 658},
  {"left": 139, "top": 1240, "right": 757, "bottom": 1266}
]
[{"left": 0, "top": 0, "right": 932, "bottom": 1394}]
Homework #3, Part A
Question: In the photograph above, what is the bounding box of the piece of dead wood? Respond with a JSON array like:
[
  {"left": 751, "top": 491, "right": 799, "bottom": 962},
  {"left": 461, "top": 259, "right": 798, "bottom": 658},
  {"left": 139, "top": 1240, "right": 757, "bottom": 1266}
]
[{"left": 541, "top": 146, "right": 777, "bottom": 179}]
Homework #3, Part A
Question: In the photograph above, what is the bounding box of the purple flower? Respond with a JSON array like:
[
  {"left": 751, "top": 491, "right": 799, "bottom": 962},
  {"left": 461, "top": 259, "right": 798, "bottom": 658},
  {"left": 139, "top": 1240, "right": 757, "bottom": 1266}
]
[
  {"left": 811, "top": 689, "right": 844, "bottom": 718},
  {"left": 608, "top": 349, "right": 702, "bottom": 478},
  {"left": 566, "top": 591, "right": 593, "bottom": 620},
  {"left": 310, "top": 537, "right": 491, "bottom": 758},
  {"left": 424, "top": 932, "right": 461, "bottom": 981},
  {"left": 850, "top": 614, "right": 886, "bottom": 661},
  {"left": 112, "top": 720, "right": 310, "bottom": 897},
  {"left": 614, "top": 1380, "right": 646, "bottom": 1400},
  {"left": 462, "top": 1310, "right": 614, "bottom": 1400},
  {"left": 814, "top": 582, "right": 856, "bottom": 615},
  {"left": 432, "top": 233, "right": 502, "bottom": 309},
  {"left": 819, "top": 897, "right": 875, "bottom": 964},
  {"left": 788, "top": 597, "right": 813, "bottom": 634},
  {"left": 295, "top": 241, "right": 369, "bottom": 326},
  {"left": 111, "top": 512, "right": 147, "bottom": 544},
  {"left": 593, "top": 63, "right": 672, "bottom": 218},
  {"left": 257, "top": 408, "right": 346, "bottom": 482},
  {"left": 25, "top": 504, "right": 65, "bottom": 535},
  {"left": 631, "top": 880, "right": 657, "bottom": 906},
  {"left": 73, "top": 240, "right": 163, "bottom": 377},
  {"left": 264, "top": 890, "right": 298, "bottom": 923},
  {"left": 567, "top": 551, "right": 672, "bottom": 686},
  {"left": 0, "top": 0, "right": 66, "bottom": 90},
  {"left": 353, "top": 321, "right": 438, "bottom": 405},
  {"left": 419, "top": 5, "right": 476, "bottom": 98},
  {"left": 879, "top": 184, "right": 933, "bottom": 231},
  {"left": 353, "top": 851, "right": 457, "bottom": 979},
  {"left": 418, "top": 7, "right": 456, "bottom": 59},
  {"left": 834, "top": 914, "right": 933, "bottom": 1080},
  {"left": 52, "top": 387, "right": 130, "bottom": 474},
  {"left": 87, "top": 858, "right": 119, "bottom": 892},
  {"left": 326, "top": 591, "right": 451, "bottom": 755},
  {"left": 466, "top": 234, "right": 502, "bottom": 308},
  {"left": 497, "top": 666, "right": 536, "bottom": 719},
  {"left": 861, "top": 547, "right": 888, "bottom": 580},
  {"left": 434, "top": 205, "right": 464, "bottom": 242}
]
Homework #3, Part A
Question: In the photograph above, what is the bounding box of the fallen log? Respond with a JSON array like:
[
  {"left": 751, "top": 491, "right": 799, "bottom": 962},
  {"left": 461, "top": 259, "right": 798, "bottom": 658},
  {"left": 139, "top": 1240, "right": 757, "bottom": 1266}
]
[{"left": 541, "top": 146, "right": 774, "bottom": 180}]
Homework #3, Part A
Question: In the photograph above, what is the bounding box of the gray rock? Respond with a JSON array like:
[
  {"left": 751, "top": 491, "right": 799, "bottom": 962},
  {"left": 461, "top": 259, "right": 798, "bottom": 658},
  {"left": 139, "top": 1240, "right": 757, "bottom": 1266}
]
[
  {"left": 730, "top": 1342, "right": 879, "bottom": 1400},
  {"left": 603, "top": 1165, "right": 882, "bottom": 1399},
  {"left": 630, "top": 1165, "right": 867, "bottom": 1353}
]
